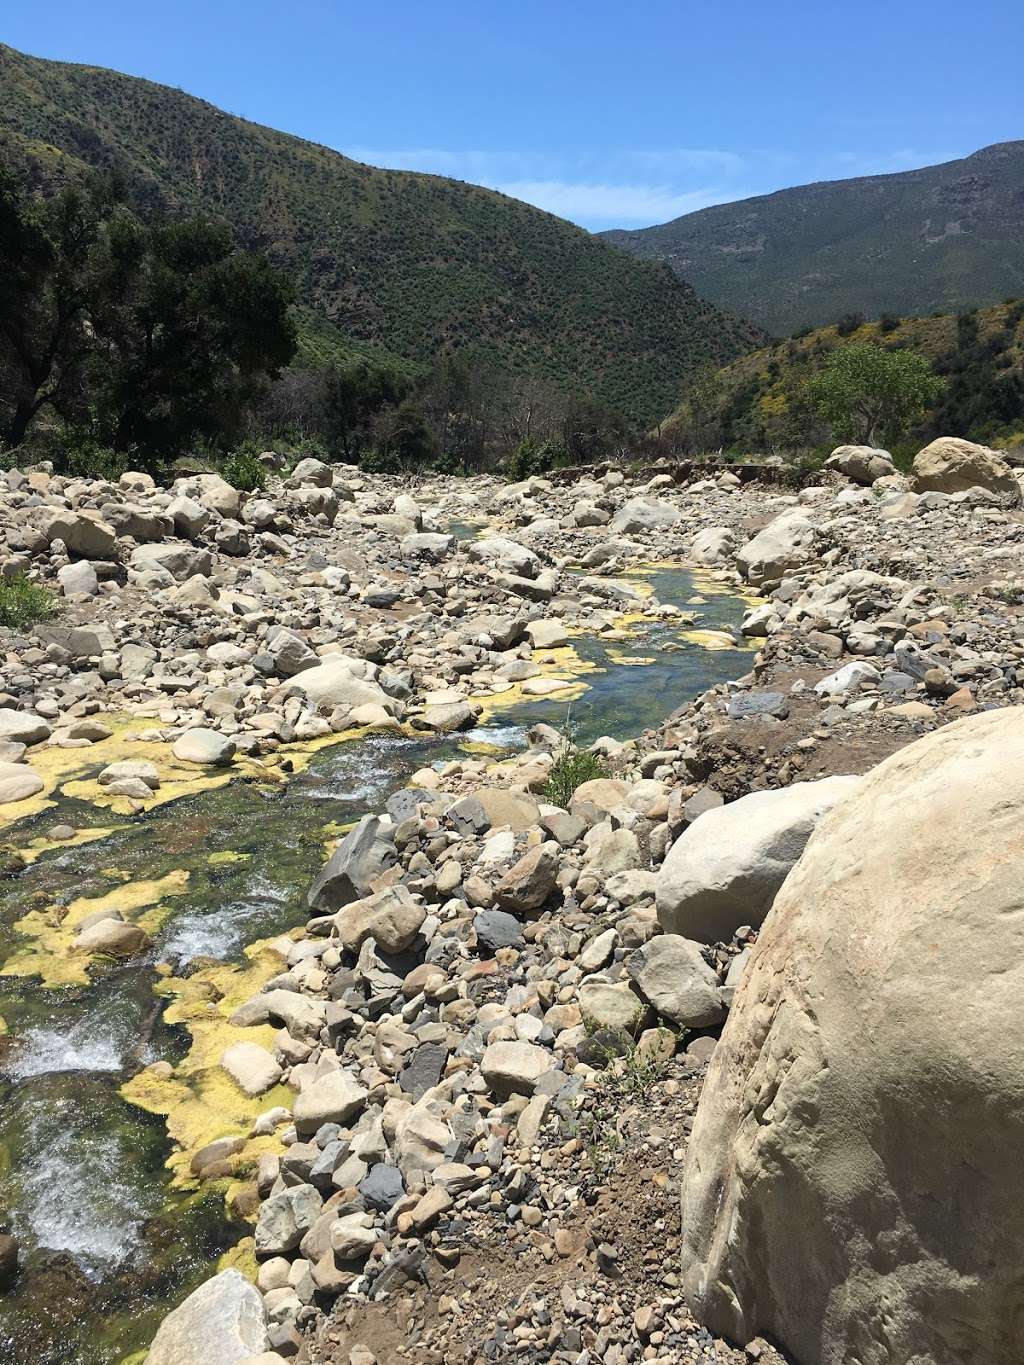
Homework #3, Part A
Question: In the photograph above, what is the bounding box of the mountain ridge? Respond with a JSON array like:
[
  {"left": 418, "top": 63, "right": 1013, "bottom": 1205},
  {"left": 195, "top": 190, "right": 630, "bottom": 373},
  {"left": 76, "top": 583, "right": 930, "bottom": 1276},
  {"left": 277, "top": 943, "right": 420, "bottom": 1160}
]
[
  {"left": 602, "top": 142, "right": 1024, "bottom": 335},
  {"left": 0, "top": 42, "right": 764, "bottom": 426}
]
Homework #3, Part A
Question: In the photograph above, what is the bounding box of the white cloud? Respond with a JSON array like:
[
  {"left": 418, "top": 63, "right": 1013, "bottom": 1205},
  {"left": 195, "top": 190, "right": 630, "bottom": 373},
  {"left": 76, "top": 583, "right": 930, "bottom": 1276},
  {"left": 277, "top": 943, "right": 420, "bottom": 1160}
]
[
  {"left": 340, "top": 143, "right": 956, "bottom": 228},
  {"left": 341, "top": 146, "right": 755, "bottom": 227},
  {"left": 491, "top": 179, "right": 740, "bottom": 223}
]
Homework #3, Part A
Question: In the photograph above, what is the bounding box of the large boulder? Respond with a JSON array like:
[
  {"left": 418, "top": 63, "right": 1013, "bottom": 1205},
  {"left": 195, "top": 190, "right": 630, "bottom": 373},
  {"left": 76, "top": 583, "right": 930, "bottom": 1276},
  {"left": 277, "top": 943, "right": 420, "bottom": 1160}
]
[
  {"left": 292, "top": 658, "right": 396, "bottom": 715},
  {"left": 467, "top": 536, "right": 541, "bottom": 579},
  {"left": 736, "top": 509, "right": 816, "bottom": 585},
  {"left": 609, "top": 498, "right": 680, "bottom": 535},
  {"left": 689, "top": 526, "right": 737, "bottom": 566},
  {"left": 656, "top": 776, "right": 859, "bottom": 943},
  {"left": 130, "top": 542, "right": 214, "bottom": 582},
  {"left": 0, "top": 762, "right": 45, "bottom": 804},
  {"left": 911, "top": 436, "right": 1021, "bottom": 500},
  {"left": 146, "top": 1269, "right": 268, "bottom": 1365},
  {"left": 680, "top": 708, "right": 1024, "bottom": 1365},
  {"left": 39, "top": 509, "right": 119, "bottom": 560},
  {"left": 824, "top": 444, "right": 894, "bottom": 485},
  {"left": 626, "top": 935, "right": 725, "bottom": 1028}
]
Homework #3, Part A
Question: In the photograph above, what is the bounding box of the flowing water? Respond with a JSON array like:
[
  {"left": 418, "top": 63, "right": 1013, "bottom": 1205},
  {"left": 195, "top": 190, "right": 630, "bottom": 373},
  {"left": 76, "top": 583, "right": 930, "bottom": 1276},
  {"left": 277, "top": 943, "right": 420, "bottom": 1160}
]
[{"left": 0, "top": 566, "right": 751, "bottom": 1363}]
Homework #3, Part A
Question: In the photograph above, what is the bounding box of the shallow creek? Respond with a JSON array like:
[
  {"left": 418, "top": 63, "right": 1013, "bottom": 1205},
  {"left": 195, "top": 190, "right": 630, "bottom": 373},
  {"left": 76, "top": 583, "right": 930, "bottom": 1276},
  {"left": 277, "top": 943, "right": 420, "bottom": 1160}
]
[{"left": 0, "top": 566, "right": 751, "bottom": 1364}]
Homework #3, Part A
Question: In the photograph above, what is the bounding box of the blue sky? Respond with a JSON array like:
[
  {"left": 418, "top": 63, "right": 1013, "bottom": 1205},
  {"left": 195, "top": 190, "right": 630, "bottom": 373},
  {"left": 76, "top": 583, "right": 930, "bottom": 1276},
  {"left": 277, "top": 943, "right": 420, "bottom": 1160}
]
[{"left": 5, "top": 1, "right": 1022, "bottom": 230}]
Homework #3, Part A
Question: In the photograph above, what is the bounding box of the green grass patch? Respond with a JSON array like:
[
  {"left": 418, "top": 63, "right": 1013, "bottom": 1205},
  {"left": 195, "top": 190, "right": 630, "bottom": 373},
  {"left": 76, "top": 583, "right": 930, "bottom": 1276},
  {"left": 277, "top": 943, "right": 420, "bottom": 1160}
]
[{"left": 0, "top": 574, "right": 58, "bottom": 629}]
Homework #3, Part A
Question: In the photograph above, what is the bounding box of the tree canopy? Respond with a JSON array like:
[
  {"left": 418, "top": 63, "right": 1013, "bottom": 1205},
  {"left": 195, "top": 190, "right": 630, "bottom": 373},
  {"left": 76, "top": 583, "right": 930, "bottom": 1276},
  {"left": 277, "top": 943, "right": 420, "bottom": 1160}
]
[
  {"left": 0, "top": 171, "right": 296, "bottom": 457},
  {"left": 808, "top": 343, "right": 944, "bottom": 446}
]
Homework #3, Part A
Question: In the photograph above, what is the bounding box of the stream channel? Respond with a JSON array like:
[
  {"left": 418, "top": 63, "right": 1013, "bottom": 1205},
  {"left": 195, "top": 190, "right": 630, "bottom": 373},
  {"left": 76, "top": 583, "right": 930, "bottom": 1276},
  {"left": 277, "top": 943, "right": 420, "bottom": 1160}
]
[{"left": 0, "top": 564, "right": 751, "bottom": 1364}]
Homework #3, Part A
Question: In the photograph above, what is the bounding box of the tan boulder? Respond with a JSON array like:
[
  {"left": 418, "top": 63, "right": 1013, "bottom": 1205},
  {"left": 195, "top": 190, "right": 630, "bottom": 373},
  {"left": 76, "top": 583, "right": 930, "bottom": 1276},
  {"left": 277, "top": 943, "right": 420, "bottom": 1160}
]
[
  {"left": 73, "top": 917, "right": 149, "bottom": 956},
  {"left": 680, "top": 708, "right": 1024, "bottom": 1365},
  {"left": 911, "top": 436, "right": 1021, "bottom": 500}
]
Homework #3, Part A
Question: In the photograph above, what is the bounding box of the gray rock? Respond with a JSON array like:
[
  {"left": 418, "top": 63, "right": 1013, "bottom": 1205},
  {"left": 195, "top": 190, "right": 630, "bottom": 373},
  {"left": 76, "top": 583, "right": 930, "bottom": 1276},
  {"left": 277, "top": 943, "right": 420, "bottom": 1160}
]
[
  {"left": 726, "top": 692, "right": 789, "bottom": 720},
  {"left": 657, "top": 777, "right": 861, "bottom": 943},
  {"left": 307, "top": 815, "right": 397, "bottom": 912},
  {"left": 627, "top": 936, "right": 726, "bottom": 1028},
  {"left": 398, "top": 1043, "right": 450, "bottom": 1100},
  {"left": 145, "top": 1269, "right": 268, "bottom": 1364},
  {"left": 293, "top": 1071, "right": 368, "bottom": 1135},
  {"left": 0, "top": 709, "right": 51, "bottom": 746},
  {"left": 358, "top": 1163, "right": 405, "bottom": 1212},
  {"left": 255, "top": 1185, "right": 323, "bottom": 1254},
  {"left": 172, "top": 728, "right": 236, "bottom": 766},
  {"left": 474, "top": 909, "right": 525, "bottom": 954}
]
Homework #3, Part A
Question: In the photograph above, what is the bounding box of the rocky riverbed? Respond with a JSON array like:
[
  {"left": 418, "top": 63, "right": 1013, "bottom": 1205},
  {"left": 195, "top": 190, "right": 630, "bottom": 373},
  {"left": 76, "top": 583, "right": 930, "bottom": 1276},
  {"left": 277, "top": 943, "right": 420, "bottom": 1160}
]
[{"left": 0, "top": 435, "right": 1021, "bottom": 1364}]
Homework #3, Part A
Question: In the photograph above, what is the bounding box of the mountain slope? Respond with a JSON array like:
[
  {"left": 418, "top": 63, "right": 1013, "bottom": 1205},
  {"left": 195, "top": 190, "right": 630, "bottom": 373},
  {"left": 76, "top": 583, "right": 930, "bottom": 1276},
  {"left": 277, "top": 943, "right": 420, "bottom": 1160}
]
[
  {"left": 603, "top": 144, "right": 1024, "bottom": 336},
  {"left": 0, "top": 43, "right": 764, "bottom": 426},
  {"left": 659, "top": 301, "right": 1024, "bottom": 452}
]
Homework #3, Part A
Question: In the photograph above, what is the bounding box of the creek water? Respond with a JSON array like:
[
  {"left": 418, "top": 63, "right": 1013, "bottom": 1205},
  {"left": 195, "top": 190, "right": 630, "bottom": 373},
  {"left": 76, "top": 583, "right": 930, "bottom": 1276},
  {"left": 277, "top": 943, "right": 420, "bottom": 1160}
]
[{"left": 0, "top": 566, "right": 751, "bottom": 1364}]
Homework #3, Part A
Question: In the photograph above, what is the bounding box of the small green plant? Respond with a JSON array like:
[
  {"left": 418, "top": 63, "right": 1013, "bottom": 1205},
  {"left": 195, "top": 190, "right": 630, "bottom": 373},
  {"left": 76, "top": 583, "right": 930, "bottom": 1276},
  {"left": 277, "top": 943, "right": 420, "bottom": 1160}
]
[
  {"left": 563, "top": 1032, "right": 677, "bottom": 1178},
  {"left": 0, "top": 574, "right": 58, "bottom": 630},
  {"left": 505, "top": 437, "right": 570, "bottom": 482},
  {"left": 543, "top": 745, "right": 608, "bottom": 808},
  {"left": 221, "top": 447, "right": 267, "bottom": 492}
]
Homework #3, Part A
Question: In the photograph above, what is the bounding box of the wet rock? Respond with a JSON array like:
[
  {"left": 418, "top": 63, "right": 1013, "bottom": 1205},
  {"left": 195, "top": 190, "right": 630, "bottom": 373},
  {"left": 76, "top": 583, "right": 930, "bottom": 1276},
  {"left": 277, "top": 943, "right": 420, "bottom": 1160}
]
[
  {"left": 0, "top": 1232, "right": 18, "bottom": 1288},
  {"left": 73, "top": 917, "right": 149, "bottom": 956}
]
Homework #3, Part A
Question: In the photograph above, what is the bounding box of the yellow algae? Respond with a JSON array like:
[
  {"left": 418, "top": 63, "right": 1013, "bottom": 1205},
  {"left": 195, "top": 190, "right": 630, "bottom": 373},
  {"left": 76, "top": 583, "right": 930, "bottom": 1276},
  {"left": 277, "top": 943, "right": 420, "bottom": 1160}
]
[
  {"left": 12, "top": 824, "right": 119, "bottom": 865},
  {"left": 680, "top": 628, "right": 752, "bottom": 652},
  {"left": 0, "top": 869, "right": 190, "bottom": 987},
  {"left": 208, "top": 850, "right": 249, "bottom": 867},
  {"left": 0, "top": 1015, "right": 7, "bottom": 1035},
  {"left": 121, "top": 938, "right": 294, "bottom": 1188},
  {"left": 606, "top": 651, "right": 657, "bottom": 667},
  {"left": 217, "top": 1236, "right": 258, "bottom": 1278},
  {"left": 459, "top": 739, "right": 510, "bottom": 757},
  {"left": 471, "top": 641, "right": 597, "bottom": 723}
]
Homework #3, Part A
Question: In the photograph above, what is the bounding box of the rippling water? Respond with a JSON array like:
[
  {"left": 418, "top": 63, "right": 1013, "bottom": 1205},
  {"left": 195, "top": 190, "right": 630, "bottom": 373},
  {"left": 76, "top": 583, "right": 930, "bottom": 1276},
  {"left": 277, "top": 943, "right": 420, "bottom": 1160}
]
[{"left": 0, "top": 564, "right": 751, "bottom": 1362}]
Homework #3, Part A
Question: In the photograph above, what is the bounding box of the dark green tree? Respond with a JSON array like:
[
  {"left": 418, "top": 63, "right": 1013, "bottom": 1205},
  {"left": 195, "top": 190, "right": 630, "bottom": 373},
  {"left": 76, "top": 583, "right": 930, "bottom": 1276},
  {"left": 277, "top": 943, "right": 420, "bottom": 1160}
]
[{"left": 0, "top": 171, "right": 296, "bottom": 458}]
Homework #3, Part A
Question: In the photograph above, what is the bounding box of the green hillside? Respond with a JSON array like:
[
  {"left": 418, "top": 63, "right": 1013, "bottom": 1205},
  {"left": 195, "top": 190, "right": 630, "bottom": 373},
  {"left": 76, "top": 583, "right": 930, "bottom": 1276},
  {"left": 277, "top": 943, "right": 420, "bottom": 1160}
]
[
  {"left": 603, "top": 143, "right": 1024, "bottom": 336},
  {"left": 0, "top": 43, "right": 763, "bottom": 426},
  {"left": 660, "top": 302, "right": 1024, "bottom": 453}
]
